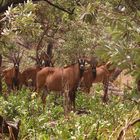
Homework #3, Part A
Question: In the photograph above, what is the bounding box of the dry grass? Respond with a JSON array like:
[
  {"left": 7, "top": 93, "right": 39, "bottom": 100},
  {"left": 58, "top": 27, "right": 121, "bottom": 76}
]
[{"left": 113, "top": 71, "right": 134, "bottom": 90}]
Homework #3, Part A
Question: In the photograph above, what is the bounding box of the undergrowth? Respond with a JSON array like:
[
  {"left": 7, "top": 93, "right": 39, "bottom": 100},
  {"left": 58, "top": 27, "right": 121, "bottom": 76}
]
[{"left": 0, "top": 86, "right": 140, "bottom": 140}]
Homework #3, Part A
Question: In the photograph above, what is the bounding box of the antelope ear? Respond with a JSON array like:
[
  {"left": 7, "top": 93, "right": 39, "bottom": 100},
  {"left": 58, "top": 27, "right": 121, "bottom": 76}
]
[{"left": 85, "top": 62, "right": 90, "bottom": 67}]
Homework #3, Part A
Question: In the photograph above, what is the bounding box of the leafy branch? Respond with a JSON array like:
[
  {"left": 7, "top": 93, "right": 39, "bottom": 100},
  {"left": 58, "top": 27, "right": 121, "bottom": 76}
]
[{"left": 0, "top": 0, "right": 75, "bottom": 14}]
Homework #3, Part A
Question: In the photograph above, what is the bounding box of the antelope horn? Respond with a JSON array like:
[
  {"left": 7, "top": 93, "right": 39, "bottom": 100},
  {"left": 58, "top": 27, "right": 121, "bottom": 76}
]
[
  {"left": 18, "top": 50, "right": 24, "bottom": 63},
  {"left": 44, "top": 52, "right": 50, "bottom": 58},
  {"left": 106, "top": 61, "right": 111, "bottom": 65},
  {"left": 105, "top": 61, "right": 112, "bottom": 68}
]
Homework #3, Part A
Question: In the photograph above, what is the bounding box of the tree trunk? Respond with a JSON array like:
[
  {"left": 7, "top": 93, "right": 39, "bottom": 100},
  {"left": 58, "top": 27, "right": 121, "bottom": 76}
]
[
  {"left": 137, "top": 79, "right": 140, "bottom": 93},
  {"left": 110, "top": 68, "right": 122, "bottom": 82},
  {"left": 0, "top": 54, "right": 2, "bottom": 93}
]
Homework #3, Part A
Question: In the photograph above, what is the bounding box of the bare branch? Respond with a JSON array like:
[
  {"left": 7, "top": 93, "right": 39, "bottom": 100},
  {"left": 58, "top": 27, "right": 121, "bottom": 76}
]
[
  {"left": 29, "top": 56, "right": 37, "bottom": 62},
  {"left": 16, "top": 41, "right": 30, "bottom": 49},
  {"left": 0, "top": 0, "right": 75, "bottom": 15},
  {"left": 44, "top": 0, "right": 75, "bottom": 15},
  {"left": 117, "top": 118, "right": 140, "bottom": 140},
  {"left": 36, "top": 30, "right": 46, "bottom": 51},
  {"left": 3, "top": 52, "right": 15, "bottom": 63}
]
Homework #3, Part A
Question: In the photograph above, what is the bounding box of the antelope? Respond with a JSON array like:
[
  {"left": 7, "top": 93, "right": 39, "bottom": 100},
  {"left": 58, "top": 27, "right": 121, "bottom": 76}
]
[
  {"left": 21, "top": 50, "right": 54, "bottom": 88},
  {"left": 81, "top": 61, "right": 116, "bottom": 102},
  {"left": 2, "top": 51, "right": 23, "bottom": 92},
  {"left": 21, "top": 60, "right": 42, "bottom": 88},
  {"left": 36, "top": 58, "right": 86, "bottom": 113},
  {"left": 21, "top": 47, "right": 43, "bottom": 88}
]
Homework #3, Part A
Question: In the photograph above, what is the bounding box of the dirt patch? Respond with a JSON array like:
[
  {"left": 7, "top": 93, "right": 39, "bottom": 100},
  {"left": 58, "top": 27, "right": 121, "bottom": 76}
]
[{"left": 113, "top": 71, "right": 134, "bottom": 90}]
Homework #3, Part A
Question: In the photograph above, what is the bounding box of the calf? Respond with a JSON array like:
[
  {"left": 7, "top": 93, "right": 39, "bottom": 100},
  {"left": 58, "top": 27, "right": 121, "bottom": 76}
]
[{"left": 81, "top": 62, "right": 115, "bottom": 102}]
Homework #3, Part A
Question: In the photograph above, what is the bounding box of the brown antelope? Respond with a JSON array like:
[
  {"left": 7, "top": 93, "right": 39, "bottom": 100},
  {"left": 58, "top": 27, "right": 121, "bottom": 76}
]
[
  {"left": 21, "top": 39, "right": 54, "bottom": 88},
  {"left": 21, "top": 46, "right": 44, "bottom": 88},
  {"left": 81, "top": 61, "right": 116, "bottom": 102},
  {"left": 36, "top": 58, "right": 86, "bottom": 113},
  {"left": 21, "top": 66, "right": 42, "bottom": 88},
  {"left": 2, "top": 51, "right": 23, "bottom": 92}
]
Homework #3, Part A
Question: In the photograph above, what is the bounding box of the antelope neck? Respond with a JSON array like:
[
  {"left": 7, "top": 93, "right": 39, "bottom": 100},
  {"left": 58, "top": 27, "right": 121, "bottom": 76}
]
[
  {"left": 15, "top": 67, "right": 19, "bottom": 77},
  {"left": 92, "top": 66, "right": 96, "bottom": 80},
  {"left": 79, "top": 69, "right": 84, "bottom": 78},
  {"left": 79, "top": 65, "right": 85, "bottom": 78}
]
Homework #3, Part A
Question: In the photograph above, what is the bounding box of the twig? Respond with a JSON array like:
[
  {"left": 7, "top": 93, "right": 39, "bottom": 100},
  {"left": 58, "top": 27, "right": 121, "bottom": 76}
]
[
  {"left": 124, "top": 97, "right": 140, "bottom": 104},
  {"left": 117, "top": 118, "right": 140, "bottom": 140},
  {"left": 44, "top": 0, "right": 75, "bottom": 15},
  {"left": 0, "top": 0, "right": 75, "bottom": 15},
  {"left": 36, "top": 30, "right": 47, "bottom": 51},
  {"left": 16, "top": 41, "right": 30, "bottom": 49}
]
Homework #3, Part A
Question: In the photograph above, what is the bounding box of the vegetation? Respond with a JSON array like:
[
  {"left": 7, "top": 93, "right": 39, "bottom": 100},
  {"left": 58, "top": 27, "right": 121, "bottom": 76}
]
[
  {"left": 0, "top": 86, "right": 140, "bottom": 139},
  {"left": 0, "top": 0, "right": 140, "bottom": 139}
]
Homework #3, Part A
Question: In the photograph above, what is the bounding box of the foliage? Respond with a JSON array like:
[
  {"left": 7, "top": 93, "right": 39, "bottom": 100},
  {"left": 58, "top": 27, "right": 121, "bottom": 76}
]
[
  {"left": 0, "top": 1, "right": 91, "bottom": 64},
  {"left": 0, "top": 0, "right": 140, "bottom": 61},
  {"left": 1, "top": 0, "right": 140, "bottom": 68},
  {"left": 0, "top": 0, "right": 42, "bottom": 52},
  {"left": 0, "top": 85, "right": 140, "bottom": 139},
  {"left": 87, "top": 0, "right": 140, "bottom": 79}
]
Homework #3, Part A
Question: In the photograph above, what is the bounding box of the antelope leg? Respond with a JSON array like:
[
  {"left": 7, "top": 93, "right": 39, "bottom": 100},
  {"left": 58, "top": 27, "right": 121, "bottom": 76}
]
[{"left": 102, "top": 78, "right": 109, "bottom": 103}]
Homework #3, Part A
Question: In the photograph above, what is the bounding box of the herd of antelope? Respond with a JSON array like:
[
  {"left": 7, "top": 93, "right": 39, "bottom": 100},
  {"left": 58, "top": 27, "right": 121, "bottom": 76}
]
[{"left": 0, "top": 46, "right": 122, "bottom": 114}]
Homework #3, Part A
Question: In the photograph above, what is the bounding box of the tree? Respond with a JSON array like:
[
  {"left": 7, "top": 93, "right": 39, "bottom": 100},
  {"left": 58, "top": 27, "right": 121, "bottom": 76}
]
[{"left": 1, "top": 0, "right": 140, "bottom": 77}]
